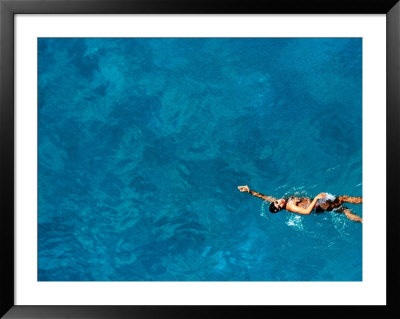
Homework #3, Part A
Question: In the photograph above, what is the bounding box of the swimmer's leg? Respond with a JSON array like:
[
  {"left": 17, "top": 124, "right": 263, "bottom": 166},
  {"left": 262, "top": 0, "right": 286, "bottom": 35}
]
[
  {"left": 338, "top": 195, "right": 362, "bottom": 205},
  {"left": 336, "top": 206, "right": 363, "bottom": 223}
]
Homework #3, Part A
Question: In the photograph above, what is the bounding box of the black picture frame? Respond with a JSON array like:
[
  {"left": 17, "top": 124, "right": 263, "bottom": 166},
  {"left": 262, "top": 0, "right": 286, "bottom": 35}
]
[{"left": 1, "top": 0, "right": 399, "bottom": 318}]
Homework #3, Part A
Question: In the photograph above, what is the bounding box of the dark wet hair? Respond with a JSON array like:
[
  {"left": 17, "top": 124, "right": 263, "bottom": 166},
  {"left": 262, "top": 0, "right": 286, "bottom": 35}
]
[{"left": 269, "top": 202, "right": 280, "bottom": 213}]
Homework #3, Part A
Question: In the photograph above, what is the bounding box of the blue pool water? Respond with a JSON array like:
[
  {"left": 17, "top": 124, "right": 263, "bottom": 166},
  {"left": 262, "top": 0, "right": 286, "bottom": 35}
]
[{"left": 38, "top": 38, "right": 362, "bottom": 281}]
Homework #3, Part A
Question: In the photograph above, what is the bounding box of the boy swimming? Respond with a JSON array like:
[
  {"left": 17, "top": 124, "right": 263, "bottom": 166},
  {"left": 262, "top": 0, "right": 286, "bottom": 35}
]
[{"left": 238, "top": 185, "right": 362, "bottom": 223}]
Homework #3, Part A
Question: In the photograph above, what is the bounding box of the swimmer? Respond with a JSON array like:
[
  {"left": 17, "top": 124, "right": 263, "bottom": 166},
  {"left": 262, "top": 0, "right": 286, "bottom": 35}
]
[{"left": 238, "top": 185, "right": 362, "bottom": 223}]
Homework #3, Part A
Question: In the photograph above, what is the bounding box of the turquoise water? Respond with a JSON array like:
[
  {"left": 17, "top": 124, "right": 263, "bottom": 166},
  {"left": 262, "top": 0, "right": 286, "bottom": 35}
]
[{"left": 38, "top": 38, "right": 362, "bottom": 281}]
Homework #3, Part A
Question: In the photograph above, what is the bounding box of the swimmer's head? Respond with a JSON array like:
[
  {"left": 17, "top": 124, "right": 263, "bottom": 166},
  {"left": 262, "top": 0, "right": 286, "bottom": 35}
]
[{"left": 269, "top": 198, "right": 286, "bottom": 213}]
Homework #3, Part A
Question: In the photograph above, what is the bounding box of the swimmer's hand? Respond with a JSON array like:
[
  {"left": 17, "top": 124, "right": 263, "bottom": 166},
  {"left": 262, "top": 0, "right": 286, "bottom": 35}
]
[
  {"left": 238, "top": 185, "right": 250, "bottom": 193},
  {"left": 316, "top": 193, "right": 327, "bottom": 200}
]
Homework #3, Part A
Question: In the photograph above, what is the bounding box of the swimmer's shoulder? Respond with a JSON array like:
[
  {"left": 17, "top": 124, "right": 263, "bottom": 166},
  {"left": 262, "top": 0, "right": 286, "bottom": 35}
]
[
  {"left": 287, "top": 197, "right": 300, "bottom": 207},
  {"left": 288, "top": 196, "right": 302, "bottom": 203}
]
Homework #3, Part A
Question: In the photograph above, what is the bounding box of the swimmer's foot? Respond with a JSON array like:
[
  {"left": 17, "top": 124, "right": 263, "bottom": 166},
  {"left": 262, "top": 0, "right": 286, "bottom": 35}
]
[
  {"left": 340, "top": 195, "right": 363, "bottom": 204},
  {"left": 238, "top": 185, "right": 250, "bottom": 192}
]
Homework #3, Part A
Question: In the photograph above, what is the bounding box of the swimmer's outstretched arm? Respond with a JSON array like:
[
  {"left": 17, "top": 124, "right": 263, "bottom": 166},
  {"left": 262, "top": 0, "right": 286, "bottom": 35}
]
[{"left": 238, "top": 185, "right": 277, "bottom": 202}]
